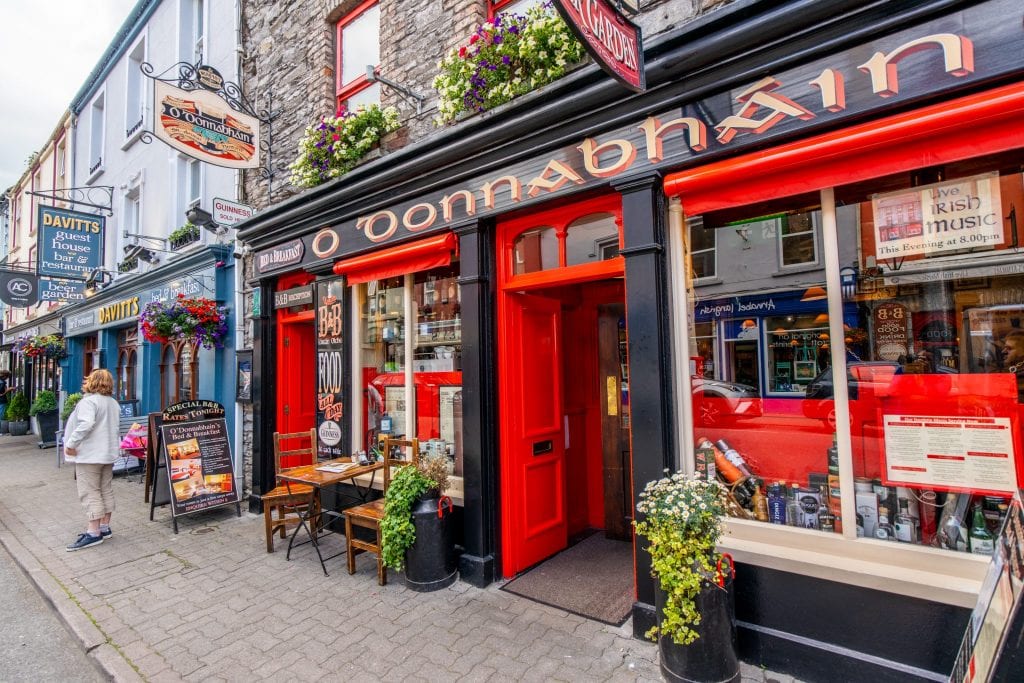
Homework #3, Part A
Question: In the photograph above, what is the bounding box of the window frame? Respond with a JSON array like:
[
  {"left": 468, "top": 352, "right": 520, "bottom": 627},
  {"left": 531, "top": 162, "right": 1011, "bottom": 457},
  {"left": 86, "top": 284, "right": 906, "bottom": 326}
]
[
  {"left": 334, "top": 0, "right": 380, "bottom": 110},
  {"left": 688, "top": 216, "right": 717, "bottom": 281},
  {"left": 777, "top": 210, "right": 821, "bottom": 269},
  {"left": 489, "top": 0, "right": 538, "bottom": 18},
  {"left": 124, "top": 35, "right": 147, "bottom": 143},
  {"left": 88, "top": 90, "right": 106, "bottom": 180}
]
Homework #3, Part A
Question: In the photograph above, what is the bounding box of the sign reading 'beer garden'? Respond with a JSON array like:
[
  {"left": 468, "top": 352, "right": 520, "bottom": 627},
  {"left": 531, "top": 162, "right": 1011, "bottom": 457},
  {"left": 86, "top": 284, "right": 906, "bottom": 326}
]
[{"left": 36, "top": 206, "right": 103, "bottom": 280}]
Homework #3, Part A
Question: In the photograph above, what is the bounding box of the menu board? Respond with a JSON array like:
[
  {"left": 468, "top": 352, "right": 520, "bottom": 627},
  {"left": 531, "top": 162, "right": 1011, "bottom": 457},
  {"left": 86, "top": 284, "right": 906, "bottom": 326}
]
[
  {"left": 873, "top": 302, "right": 910, "bottom": 361},
  {"left": 882, "top": 414, "right": 1018, "bottom": 494},
  {"left": 160, "top": 418, "right": 239, "bottom": 517},
  {"left": 316, "top": 278, "right": 346, "bottom": 460}
]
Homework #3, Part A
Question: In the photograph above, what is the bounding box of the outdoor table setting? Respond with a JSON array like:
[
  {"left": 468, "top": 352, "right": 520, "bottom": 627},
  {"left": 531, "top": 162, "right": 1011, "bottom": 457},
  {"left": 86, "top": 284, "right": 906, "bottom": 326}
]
[{"left": 276, "top": 457, "right": 384, "bottom": 575}]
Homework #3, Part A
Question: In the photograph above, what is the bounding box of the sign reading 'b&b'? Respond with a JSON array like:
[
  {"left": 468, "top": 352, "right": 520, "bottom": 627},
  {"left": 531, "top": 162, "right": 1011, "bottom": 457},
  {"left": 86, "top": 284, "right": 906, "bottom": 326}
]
[{"left": 37, "top": 206, "right": 104, "bottom": 280}]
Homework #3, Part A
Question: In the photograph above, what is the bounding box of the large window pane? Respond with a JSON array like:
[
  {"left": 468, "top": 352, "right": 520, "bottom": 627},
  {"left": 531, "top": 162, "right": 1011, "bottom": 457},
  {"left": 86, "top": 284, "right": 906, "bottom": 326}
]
[
  {"left": 513, "top": 226, "right": 558, "bottom": 274},
  {"left": 835, "top": 156, "right": 1023, "bottom": 552},
  {"left": 565, "top": 212, "right": 619, "bottom": 266},
  {"left": 341, "top": 4, "right": 380, "bottom": 85}
]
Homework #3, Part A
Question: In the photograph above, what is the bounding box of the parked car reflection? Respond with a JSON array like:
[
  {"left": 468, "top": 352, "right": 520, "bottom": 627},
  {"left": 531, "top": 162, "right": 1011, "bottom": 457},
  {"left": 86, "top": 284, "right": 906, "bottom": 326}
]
[
  {"left": 803, "top": 361, "right": 906, "bottom": 426},
  {"left": 692, "top": 377, "right": 761, "bottom": 425}
]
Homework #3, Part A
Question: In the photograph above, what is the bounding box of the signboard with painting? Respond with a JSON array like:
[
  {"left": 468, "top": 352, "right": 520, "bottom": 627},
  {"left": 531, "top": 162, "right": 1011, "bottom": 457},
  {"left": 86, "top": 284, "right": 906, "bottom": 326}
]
[
  {"left": 153, "top": 79, "right": 260, "bottom": 169},
  {"left": 315, "top": 279, "right": 346, "bottom": 460},
  {"left": 161, "top": 418, "right": 239, "bottom": 522}
]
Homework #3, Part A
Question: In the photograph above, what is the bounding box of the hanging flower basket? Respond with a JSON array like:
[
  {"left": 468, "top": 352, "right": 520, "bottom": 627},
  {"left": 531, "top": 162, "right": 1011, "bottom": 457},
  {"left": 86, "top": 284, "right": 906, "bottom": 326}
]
[
  {"left": 14, "top": 334, "right": 67, "bottom": 360},
  {"left": 287, "top": 104, "right": 401, "bottom": 189},
  {"left": 433, "top": 4, "right": 586, "bottom": 125},
  {"left": 139, "top": 294, "right": 228, "bottom": 349}
]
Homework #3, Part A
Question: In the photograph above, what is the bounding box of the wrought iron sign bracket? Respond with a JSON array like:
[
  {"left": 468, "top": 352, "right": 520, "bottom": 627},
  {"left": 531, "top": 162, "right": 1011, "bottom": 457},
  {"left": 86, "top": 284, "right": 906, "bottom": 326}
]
[
  {"left": 24, "top": 186, "right": 114, "bottom": 216},
  {"left": 138, "top": 61, "right": 279, "bottom": 198}
]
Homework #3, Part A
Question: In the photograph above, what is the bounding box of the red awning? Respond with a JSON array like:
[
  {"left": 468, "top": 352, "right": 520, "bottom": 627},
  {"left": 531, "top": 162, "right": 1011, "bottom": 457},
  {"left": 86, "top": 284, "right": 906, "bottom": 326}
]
[
  {"left": 663, "top": 82, "right": 1024, "bottom": 215},
  {"left": 332, "top": 232, "right": 457, "bottom": 285}
]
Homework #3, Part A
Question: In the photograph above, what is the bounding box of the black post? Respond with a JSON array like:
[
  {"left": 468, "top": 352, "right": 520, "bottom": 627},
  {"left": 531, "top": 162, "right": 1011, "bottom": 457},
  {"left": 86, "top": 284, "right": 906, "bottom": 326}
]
[
  {"left": 250, "top": 280, "right": 277, "bottom": 513},
  {"left": 455, "top": 219, "right": 498, "bottom": 587},
  {"left": 615, "top": 173, "right": 675, "bottom": 638}
]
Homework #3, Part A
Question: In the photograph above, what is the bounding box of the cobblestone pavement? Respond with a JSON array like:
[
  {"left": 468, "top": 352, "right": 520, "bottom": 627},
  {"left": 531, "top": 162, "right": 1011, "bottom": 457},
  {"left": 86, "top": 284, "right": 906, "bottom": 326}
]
[{"left": 0, "top": 435, "right": 790, "bottom": 682}]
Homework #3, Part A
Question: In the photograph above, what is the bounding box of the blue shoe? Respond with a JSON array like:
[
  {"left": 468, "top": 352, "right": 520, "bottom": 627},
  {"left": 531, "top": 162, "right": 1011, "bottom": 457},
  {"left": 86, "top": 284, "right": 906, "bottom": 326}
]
[
  {"left": 100, "top": 527, "right": 112, "bottom": 538},
  {"left": 66, "top": 533, "right": 103, "bottom": 551}
]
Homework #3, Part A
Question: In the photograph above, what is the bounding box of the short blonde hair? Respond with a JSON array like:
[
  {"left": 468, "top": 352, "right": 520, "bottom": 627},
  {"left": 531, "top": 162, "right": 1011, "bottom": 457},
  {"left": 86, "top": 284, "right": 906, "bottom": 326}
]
[{"left": 82, "top": 369, "right": 114, "bottom": 396}]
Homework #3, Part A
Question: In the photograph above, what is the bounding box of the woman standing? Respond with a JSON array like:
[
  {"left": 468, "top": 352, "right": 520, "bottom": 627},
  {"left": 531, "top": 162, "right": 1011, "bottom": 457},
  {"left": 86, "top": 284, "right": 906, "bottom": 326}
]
[{"left": 63, "top": 369, "right": 121, "bottom": 551}]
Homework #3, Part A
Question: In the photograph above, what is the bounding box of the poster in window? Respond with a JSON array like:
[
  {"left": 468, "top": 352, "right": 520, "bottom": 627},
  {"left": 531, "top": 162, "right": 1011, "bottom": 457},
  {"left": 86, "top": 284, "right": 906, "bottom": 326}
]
[
  {"left": 316, "top": 278, "right": 346, "bottom": 460},
  {"left": 385, "top": 386, "right": 407, "bottom": 436},
  {"left": 236, "top": 351, "right": 252, "bottom": 403}
]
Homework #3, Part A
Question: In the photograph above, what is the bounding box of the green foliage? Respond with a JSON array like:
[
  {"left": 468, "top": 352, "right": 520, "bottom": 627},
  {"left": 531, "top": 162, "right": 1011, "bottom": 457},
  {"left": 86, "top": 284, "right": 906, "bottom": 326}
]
[
  {"left": 6, "top": 391, "right": 29, "bottom": 422},
  {"left": 29, "top": 390, "right": 57, "bottom": 416},
  {"left": 169, "top": 222, "right": 200, "bottom": 243},
  {"left": 287, "top": 105, "right": 401, "bottom": 188},
  {"left": 433, "top": 5, "right": 586, "bottom": 124},
  {"left": 379, "top": 455, "right": 449, "bottom": 570},
  {"left": 61, "top": 393, "right": 82, "bottom": 422},
  {"left": 633, "top": 471, "right": 727, "bottom": 645}
]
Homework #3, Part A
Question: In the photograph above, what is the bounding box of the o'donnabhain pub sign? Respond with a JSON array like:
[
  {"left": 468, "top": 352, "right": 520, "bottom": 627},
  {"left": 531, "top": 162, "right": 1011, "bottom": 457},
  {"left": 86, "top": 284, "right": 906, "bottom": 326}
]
[{"left": 153, "top": 79, "right": 260, "bottom": 169}]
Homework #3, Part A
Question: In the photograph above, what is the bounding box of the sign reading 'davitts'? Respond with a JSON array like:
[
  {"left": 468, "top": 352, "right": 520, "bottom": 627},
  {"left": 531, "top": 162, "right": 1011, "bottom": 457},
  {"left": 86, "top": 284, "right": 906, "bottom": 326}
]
[
  {"left": 553, "top": 0, "right": 644, "bottom": 92},
  {"left": 37, "top": 206, "right": 103, "bottom": 279},
  {"left": 154, "top": 80, "right": 260, "bottom": 169}
]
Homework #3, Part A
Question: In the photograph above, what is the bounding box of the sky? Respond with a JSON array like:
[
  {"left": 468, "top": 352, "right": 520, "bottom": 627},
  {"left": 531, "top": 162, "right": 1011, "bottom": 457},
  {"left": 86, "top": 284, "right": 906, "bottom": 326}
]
[{"left": 0, "top": 0, "right": 138, "bottom": 192}]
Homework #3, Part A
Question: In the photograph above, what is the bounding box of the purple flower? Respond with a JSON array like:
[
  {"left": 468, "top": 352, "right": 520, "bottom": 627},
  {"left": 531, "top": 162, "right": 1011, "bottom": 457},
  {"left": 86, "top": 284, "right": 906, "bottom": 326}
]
[{"left": 502, "top": 55, "right": 511, "bottom": 65}]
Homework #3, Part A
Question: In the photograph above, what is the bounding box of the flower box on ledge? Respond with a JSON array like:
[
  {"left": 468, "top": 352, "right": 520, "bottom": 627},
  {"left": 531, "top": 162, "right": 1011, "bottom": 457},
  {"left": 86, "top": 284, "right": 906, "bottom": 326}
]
[
  {"left": 118, "top": 255, "right": 139, "bottom": 273},
  {"left": 168, "top": 222, "right": 201, "bottom": 251}
]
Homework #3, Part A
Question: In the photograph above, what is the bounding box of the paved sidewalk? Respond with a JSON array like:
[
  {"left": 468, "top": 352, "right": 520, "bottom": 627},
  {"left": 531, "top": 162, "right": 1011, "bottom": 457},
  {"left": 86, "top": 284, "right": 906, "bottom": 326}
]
[{"left": 0, "top": 435, "right": 787, "bottom": 682}]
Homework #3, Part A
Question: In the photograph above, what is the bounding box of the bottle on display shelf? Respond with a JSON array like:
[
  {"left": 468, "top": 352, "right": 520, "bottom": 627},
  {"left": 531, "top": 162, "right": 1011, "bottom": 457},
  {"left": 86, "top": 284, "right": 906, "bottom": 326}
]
[
  {"left": 817, "top": 488, "right": 836, "bottom": 533},
  {"left": 894, "top": 499, "right": 917, "bottom": 543},
  {"left": 969, "top": 503, "right": 995, "bottom": 556},
  {"left": 786, "top": 485, "right": 799, "bottom": 527},
  {"left": 875, "top": 505, "right": 895, "bottom": 541},
  {"left": 767, "top": 483, "right": 787, "bottom": 525},
  {"left": 714, "top": 439, "right": 754, "bottom": 477},
  {"left": 827, "top": 432, "right": 839, "bottom": 476},
  {"left": 938, "top": 493, "right": 970, "bottom": 552},
  {"left": 751, "top": 478, "right": 769, "bottom": 522}
]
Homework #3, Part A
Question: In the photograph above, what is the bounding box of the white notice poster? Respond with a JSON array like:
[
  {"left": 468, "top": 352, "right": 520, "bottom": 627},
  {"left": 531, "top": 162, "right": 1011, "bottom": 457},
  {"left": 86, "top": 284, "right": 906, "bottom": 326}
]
[
  {"left": 872, "top": 172, "right": 1002, "bottom": 260},
  {"left": 883, "top": 414, "right": 1018, "bottom": 493}
]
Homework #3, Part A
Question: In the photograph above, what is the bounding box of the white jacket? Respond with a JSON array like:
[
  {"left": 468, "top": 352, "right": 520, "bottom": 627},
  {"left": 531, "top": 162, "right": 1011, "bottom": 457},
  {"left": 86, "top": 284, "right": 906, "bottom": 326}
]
[{"left": 63, "top": 393, "right": 121, "bottom": 464}]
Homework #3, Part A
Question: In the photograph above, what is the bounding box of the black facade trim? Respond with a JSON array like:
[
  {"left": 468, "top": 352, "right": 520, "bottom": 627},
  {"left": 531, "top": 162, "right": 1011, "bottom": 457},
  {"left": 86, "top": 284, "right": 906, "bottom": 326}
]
[
  {"left": 238, "top": 1, "right": 969, "bottom": 251},
  {"left": 618, "top": 243, "right": 663, "bottom": 257},
  {"left": 249, "top": 280, "right": 276, "bottom": 512}
]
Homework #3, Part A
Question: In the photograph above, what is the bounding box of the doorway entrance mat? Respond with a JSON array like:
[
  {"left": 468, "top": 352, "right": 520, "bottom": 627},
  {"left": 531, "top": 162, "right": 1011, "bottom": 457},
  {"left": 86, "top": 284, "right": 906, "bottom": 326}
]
[{"left": 501, "top": 532, "right": 634, "bottom": 626}]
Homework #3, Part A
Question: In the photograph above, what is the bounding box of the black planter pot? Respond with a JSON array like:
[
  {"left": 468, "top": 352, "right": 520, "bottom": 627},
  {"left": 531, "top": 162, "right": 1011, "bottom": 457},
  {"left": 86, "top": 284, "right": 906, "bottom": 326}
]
[
  {"left": 0, "top": 419, "right": 8, "bottom": 434},
  {"left": 655, "top": 574, "right": 740, "bottom": 683},
  {"left": 35, "top": 410, "right": 59, "bottom": 447},
  {"left": 8, "top": 420, "right": 28, "bottom": 436},
  {"left": 403, "top": 495, "right": 457, "bottom": 592}
]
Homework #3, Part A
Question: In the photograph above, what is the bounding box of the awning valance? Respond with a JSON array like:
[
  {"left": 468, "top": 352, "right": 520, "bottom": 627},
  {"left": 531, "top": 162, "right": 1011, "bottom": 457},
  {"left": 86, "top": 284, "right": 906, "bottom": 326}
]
[{"left": 332, "top": 232, "right": 458, "bottom": 285}]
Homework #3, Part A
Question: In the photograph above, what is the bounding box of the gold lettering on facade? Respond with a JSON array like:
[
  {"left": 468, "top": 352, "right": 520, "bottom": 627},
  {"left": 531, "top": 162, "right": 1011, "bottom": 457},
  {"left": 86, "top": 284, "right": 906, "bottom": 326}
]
[
  {"left": 98, "top": 296, "right": 140, "bottom": 324},
  {"left": 441, "top": 190, "right": 476, "bottom": 222},
  {"left": 358, "top": 211, "right": 400, "bottom": 243},
  {"left": 403, "top": 203, "right": 437, "bottom": 232},
  {"left": 480, "top": 176, "right": 522, "bottom": 210},
  {"left": 312, "top": 228, "right": 340, "bottom": 258},
  {"left": 638, "top": 116, "right": 707, "bottom": 162},
  {"left": 578, "top": 137, "right": 637, "bottom": 178},
  {"left": 858, "top": 34, "right": 974, "bottom": 97},
  {"left": 809, "top": 68, "right": 846, "bottom": 112},
  {"left": 715, "top": 77, "right": 816, "bottom": 144},
  {"left": 526, "top": 160, "right": 585, "bottom": 197}
]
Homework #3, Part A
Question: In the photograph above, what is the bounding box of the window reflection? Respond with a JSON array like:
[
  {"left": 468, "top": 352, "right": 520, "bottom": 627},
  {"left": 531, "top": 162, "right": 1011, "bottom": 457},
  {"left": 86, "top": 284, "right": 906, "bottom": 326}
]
[{"left": 513, "top": 226, "right": 558, "bottom": 274}]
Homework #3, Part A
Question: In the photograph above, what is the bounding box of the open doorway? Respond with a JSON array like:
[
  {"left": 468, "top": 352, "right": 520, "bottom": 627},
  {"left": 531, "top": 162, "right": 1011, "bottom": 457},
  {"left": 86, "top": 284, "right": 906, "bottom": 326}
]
[{"left": 498, "top": 277, "right": 634, "bottom": 624}]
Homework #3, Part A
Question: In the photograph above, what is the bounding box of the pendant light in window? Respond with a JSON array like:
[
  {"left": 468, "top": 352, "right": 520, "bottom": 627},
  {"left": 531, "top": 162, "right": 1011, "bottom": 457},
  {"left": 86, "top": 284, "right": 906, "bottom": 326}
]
[{"left": 800, "top": 285, "right": 827, "bottom": 302}]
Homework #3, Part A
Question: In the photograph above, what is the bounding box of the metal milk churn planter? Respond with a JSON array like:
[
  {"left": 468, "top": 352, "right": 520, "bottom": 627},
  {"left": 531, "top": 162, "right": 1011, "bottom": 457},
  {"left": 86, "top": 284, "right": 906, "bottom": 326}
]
[{"left": 403, "top": 494, "right": 457, "bottom": 592}]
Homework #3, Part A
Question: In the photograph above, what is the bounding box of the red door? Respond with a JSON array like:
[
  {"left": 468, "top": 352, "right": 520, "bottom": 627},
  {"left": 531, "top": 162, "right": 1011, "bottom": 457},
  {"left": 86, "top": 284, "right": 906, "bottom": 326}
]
[
  {"left": 501, "top": 292, "right": 568, "bottom": 575},
  {"left": 277, "top": 320, "right": 316, "bottom": 435}
]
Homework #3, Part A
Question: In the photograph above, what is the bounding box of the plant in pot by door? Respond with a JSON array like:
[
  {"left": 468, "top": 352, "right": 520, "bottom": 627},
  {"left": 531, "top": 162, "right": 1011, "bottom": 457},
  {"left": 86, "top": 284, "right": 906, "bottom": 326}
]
[
  {"left": 6, "top": 392, "right": 30, "bottom": 436},
  {"left": 634, "top": 472, "right": 739, "bottom": 683},
  {"left": 380, "top": 455, "right": 457, "bottom": 591},
  {"left": 30, "top": 390, "right": 59, "bottom": 447}
]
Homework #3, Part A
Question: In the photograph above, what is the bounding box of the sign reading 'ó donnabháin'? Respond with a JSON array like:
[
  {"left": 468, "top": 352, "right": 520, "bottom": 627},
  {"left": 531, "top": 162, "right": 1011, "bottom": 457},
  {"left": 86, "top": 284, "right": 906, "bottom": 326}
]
[{"left": 154, "top": 80, "right": 260, "bottom": 169}]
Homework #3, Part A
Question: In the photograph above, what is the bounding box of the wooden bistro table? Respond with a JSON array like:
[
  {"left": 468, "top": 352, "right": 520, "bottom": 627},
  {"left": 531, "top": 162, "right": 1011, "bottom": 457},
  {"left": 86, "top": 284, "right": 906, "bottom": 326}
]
[{"left": 277, "top": 458, "right": 383, "bottom": 576}]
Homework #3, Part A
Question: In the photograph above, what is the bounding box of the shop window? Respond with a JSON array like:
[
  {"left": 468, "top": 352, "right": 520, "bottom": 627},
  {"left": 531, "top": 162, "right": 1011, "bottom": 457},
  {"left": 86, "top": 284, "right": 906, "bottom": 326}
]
[
  {"left": 513, "top": 226, "right": 558, "bottom": 274},
  {"left": 688, "top": 217, "right": 716, "bottom": 280},
  {"left": 335, "top": 1, "right": 380, "bottom": 111},
  {"left": 778, "top": 210, "right": 820, "bottom": 268},
  {"left": 680, "top": 151, "right": 1024, "bottom": 552},
  {"left": 489, "top": 0, "right": 539, "bottom": 18},
  {"left": 358, "top": 261, "right": 463, "bottom": 476},
  {"left": 117, "top": 327, "right": 138, "bottom": 401},
  {"left": 564, "top": 212, "right": 620, "bottom": 267},
  {"left": 160, "top": 341, "right": 198, "bottom": 409},
  {"left": 83, "top": 335, "right": 100, "bottom": 379}
]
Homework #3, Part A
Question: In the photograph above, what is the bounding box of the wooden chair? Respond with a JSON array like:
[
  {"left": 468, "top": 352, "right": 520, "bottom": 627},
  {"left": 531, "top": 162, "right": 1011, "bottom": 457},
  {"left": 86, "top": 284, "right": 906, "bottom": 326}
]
[
  {"left": 343, "top": 436, "right": 419, "bottom": 585},
  {"left": 262, "top": 429, "right": 319, "bottom": 553}
]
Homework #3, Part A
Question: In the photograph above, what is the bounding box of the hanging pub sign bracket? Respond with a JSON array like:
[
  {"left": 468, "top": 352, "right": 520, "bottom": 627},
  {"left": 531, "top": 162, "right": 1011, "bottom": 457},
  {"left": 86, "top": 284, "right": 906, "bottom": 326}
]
[
  {"left": 138, "top": 61, "right": 280, "bottom": 198},
  {"left": 24, "top": 186, "right": 114, "bottom": 216}
]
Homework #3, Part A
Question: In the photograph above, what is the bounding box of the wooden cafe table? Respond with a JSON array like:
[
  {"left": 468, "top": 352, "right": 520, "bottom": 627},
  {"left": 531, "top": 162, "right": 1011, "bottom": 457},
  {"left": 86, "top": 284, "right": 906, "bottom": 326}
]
[{"left": 277, "top": 457, "right": 383, "bottom": 576}]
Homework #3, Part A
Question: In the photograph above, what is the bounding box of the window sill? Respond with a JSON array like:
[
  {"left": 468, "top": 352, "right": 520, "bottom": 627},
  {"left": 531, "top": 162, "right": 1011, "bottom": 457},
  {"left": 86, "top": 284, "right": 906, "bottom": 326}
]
[
  {"left": 349, "top": 470, "right": 464, "bottom": 507},
  {"left": 86, "top": 165, "right": 105, "bottom": 184},
  {"left": 720, "top": 517, "right": 987, "bottom": 608},
  {"left": 771, "top": 263, "right": 822, "bottom": 277},
  {"left": 121, "top": 126, "right": 145, "bottom": 151}
]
